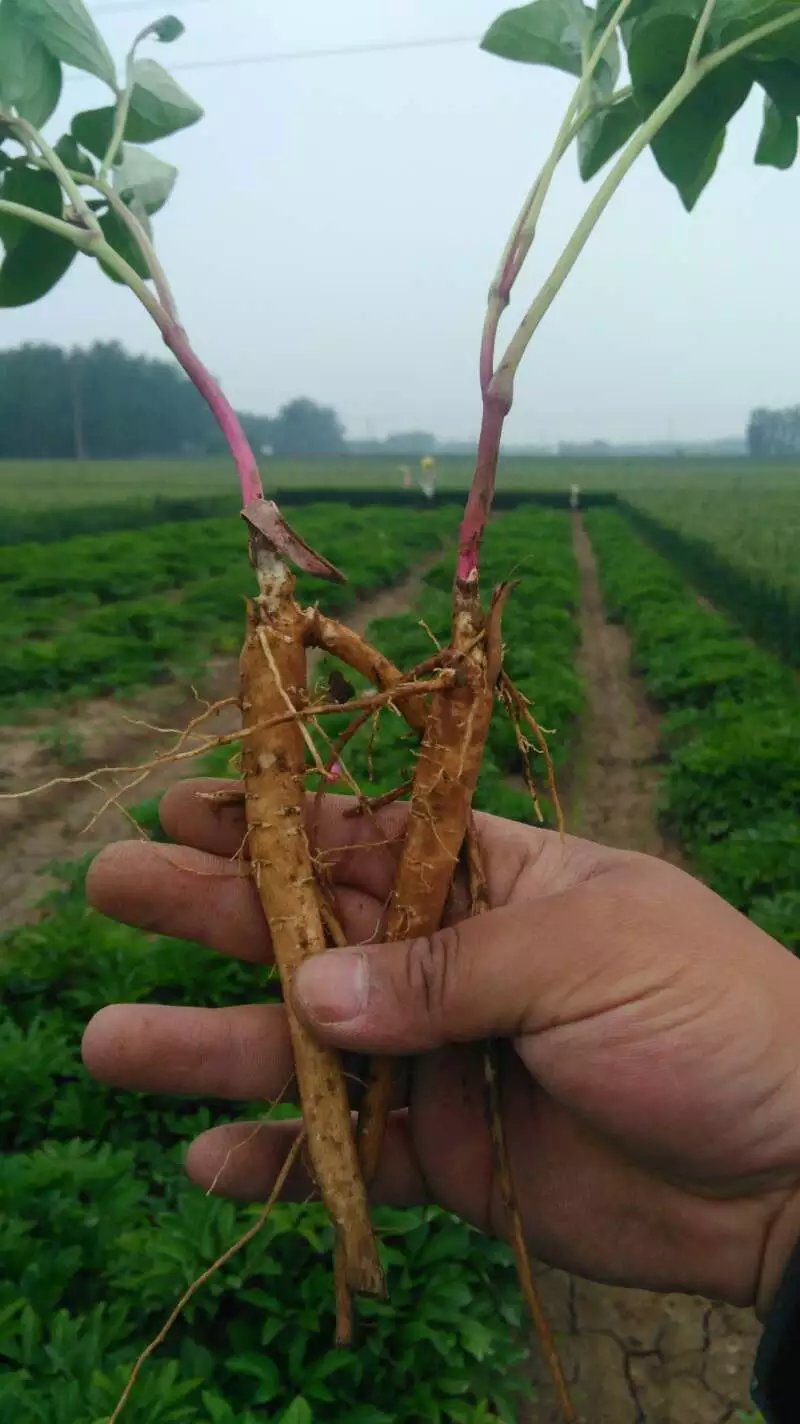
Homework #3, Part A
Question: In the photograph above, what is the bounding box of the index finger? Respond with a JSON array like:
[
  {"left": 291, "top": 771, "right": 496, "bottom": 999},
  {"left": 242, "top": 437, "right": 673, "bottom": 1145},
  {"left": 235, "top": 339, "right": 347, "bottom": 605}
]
[{"left": 160, "top": 779, "right": 410, "bottom": 901}]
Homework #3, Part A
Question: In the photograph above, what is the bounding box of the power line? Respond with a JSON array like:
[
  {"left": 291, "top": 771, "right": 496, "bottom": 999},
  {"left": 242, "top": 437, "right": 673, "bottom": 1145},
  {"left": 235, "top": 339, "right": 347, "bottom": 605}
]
[
  {"left": 169, "top": 34, "right": 478, "bottom": 73},
  {"left": 67, "top": 32, "right": 479, "bottom": 80},
  {"left": 92, "top": 0, "right": 223, "bottom": 12}
]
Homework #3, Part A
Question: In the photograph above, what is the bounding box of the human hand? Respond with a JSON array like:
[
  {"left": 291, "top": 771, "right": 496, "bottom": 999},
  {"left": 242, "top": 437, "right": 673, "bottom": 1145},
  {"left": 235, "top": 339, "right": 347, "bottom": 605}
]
[{"left": 82, "top": 778, "right": 800, "bottom": 1317}]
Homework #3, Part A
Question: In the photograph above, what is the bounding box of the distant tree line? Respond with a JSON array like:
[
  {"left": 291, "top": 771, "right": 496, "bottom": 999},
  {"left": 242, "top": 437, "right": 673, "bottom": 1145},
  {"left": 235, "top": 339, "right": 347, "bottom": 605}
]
[
  {"left": 349, "top": 430, "right": 438, "bottom": 456},
  {"left": 747, "top": 406, "right": 800, "bottom": 457},
  {"left": 0, "top": 342, "right": 345, "bottom": 459}
]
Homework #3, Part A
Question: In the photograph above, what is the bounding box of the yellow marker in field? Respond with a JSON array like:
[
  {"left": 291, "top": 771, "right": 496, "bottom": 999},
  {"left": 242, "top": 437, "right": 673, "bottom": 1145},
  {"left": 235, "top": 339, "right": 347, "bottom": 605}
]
[{"left": 419, "top": 455, "right": 437, "bottom": 500}]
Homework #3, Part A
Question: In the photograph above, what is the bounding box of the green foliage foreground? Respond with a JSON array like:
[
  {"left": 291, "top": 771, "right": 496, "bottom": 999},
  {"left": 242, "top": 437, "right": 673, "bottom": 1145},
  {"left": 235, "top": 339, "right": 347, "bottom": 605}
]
[
  {"left": 0, "top": 510, "right": 583, "bottom": 1423},
  {"left": 0, "top": 505, "right": 454, "bottom": 712},
  {"left": 0, "top": 865, "right": 528, "bottom": 1424}
]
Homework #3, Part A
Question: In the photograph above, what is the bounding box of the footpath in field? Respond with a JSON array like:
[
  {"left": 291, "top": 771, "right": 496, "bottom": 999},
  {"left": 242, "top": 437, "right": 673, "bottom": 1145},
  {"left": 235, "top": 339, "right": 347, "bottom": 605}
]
[
  {"left": 0, "top": 561, "right": 436, "bottom": 926},
  {"left": 522, "top": 513, "right": 761, "bottom": 1424}
]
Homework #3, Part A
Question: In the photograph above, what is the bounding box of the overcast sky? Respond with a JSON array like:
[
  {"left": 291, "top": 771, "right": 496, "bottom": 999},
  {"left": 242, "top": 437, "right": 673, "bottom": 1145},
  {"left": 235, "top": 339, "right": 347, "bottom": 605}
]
[{"left": 4, "top": 0, "right": 799, "bottom": 443}]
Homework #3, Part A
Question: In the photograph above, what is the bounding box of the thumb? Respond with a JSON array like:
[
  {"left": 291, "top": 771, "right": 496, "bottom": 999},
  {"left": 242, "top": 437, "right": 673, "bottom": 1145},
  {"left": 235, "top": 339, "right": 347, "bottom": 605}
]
[{"left": 291, "top": 876, "right": 615, "bottom": 1054}]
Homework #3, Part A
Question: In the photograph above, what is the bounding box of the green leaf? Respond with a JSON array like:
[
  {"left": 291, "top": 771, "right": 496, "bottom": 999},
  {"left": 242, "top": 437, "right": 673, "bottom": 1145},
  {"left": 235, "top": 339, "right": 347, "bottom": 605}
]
[
  {"left": 97, "top": 207, "right": 149, "bottom": 283},
  {"left": 755, "top": 92, "right": 798, "bottom": 166},
  {"left": 585, "top": 13, "right": 621, "bottom": 97},
  {"left": 460, "top": 1317, "right": 495, "bottom": 1361},
  {"left": 577, "top": 90, "right": 640, "bottom": 179},
  {"left": 657, "top": 67, "right": 752, "bottom": 209},
  {"left": 753, "top": 24, "right": 800, "bottom": 65},
  {"left": 592, "top": 29, "right": 620, "bottom": 97},
  {"left": 54, "top": 132, "right": 94, "bottom": 175},
  {"left": 126, "top": 58, "right": 203, "bottom": 137},
  {"left": 70, "top": 107, "right": 115, "bottom": 160},
  {"left": 712, "top": 0, "right": 788, "bottom": 28},
  {"left": 0, "top": 163, "right": 61, "bottom": 248},
  {"left": 712, "top": 0, "right": 800, "bottom": 59},
  {"left": 0, "top": 165, "right": 76, "bottom": 304},
  {"left": 627, "top": 2, "right": 753, "bottom": 209},
  {"left": 72, "top": 60, "right": 203, "bottom": 156},
  {"left": 483, "top": 0, "right": 621, "bottom": 92},
  {"left": 753, "top": 58, "right": 800, "bottom": 115},
  {"left": 481, "top": 0, "right": 589, "bottom": 77},
  {"left": 593, "top": 0, "right": 650, "bottom": 32},
  {"left": 625, "top": 3, "right": 700, "bottom": 92},
  {"left": 0, "top": 0, "right": 62, "bottom": 127},
  {"left": 278, "top": 1399, "right": 313, "bottom": 1424},
  {"left": 114, "top": 143, "right": 177, "bottom": 214},
  {"left": 15, "top": 0, "right": 116, "bottom": 87}
]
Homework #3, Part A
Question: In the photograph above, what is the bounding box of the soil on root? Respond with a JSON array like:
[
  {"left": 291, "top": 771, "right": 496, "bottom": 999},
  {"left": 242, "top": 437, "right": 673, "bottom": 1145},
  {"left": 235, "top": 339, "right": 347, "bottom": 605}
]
[
  {"left": 1, "top": 562, "right": 436, "bottom": 928},
  {"left": 519, "top": 514, "right": 760, "bottom": 1424}
]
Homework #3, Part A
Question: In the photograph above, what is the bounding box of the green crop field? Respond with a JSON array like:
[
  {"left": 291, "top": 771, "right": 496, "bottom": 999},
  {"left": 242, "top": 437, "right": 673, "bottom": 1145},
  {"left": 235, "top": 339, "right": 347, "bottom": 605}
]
[
  {"left": 6, "top": 0, "right": 800, "bottom": 1407},
  {"left": 2, "top": 453, "right": 800, "bottom": 514},
  {"left": 587, "top": 509, "right": 799, "bottom": 952},
  {"left": 2, "top": 453, "right": 798, "bottom": 560},
  {"left": 0, "top": 504, "right": 454, "bottom": 713},
  {"left": 1, "top": 505, "right": 583, "bottom": 1424},
  {"left": 2, "top": 476, "right": 798, "bottom": 1422},
  {"left": 623, "top": 490, "right": 800, "bottom": 665}
]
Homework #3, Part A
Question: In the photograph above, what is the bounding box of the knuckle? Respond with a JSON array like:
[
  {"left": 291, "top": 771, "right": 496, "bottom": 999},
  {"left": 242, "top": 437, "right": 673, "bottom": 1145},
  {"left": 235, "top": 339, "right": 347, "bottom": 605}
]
[
  {"left": 404, "top": 925, "right": 462, "bottom": 1027},
  {"left": 618, "top": 855, "right": 684, "bottom": 918}
]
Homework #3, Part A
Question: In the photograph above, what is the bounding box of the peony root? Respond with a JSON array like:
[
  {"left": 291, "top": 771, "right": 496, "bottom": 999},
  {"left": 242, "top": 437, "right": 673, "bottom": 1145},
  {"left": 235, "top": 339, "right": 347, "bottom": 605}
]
[
  {"left": 240, "top": 535, "right": 384, "bottom": 1300},
  {"left": 355, "top": 580, "right": 506, "bottom": 1181}
]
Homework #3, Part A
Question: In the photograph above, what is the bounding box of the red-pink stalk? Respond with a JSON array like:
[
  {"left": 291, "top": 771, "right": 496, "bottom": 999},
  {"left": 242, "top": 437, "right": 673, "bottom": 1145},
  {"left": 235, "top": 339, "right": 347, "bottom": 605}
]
[
  {"left": 465, "top": 196, "right": 534, "bottom": 585},
  {"left": 479, "top": 294, "right": 507, "bottom": 396},
  {"left": 456, "top": 387, "right": 511, "bottom": 583},
  {"left": 160, "top": 321, "right": 264, "bottom": 506},
  {"left": 466, "top": 171, "right": 555, "bottom": 582}
]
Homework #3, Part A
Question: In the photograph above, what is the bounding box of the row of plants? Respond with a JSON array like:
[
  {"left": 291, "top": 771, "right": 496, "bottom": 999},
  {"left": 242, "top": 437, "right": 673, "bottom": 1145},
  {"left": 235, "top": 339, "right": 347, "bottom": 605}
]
[
  {"left": 0, "top": 481, "right": 618, "bottom": 550},
  {"left": 0, "top": 492, "right": 238, "bottom": 548},
  {"left": 622, "top": 491, "right": 800, "bottom": 667},
  {"left": 0, "top": 509, "right": 583, "bottom": 1423},
  {"left": 0, "top": 505, "right": 455, "bottom": 711},
  {"left": 586, "top": 510, "right": 799, "bottom": 954}
]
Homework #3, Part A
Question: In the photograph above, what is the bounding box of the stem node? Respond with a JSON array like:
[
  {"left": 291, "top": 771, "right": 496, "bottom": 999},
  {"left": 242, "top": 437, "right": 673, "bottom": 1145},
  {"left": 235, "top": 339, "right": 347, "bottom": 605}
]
[{"left": 486, "top": 372, "right": 514, "bottom": 413}]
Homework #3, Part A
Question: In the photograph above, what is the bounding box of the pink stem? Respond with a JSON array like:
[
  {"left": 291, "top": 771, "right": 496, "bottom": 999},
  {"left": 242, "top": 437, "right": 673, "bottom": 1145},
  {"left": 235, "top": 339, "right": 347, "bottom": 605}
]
[
  {"left": 466, "top": 231, "right": 522, "bottom": 583},
  {"left": 479, "top": 299, "right": 504, "bottom": 395},
  {"left": 161, "top": 322, "right": 263, "bottom": 506},
  {"left": 456, "top": 389, "right": 510, "bottom": 584}
]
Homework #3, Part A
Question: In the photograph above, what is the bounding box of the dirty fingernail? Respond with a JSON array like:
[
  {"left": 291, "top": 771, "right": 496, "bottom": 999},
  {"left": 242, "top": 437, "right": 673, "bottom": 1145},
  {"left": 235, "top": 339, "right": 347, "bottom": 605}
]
[{"left": 294, "top": 952, "right": 368, "bottom": 1025}]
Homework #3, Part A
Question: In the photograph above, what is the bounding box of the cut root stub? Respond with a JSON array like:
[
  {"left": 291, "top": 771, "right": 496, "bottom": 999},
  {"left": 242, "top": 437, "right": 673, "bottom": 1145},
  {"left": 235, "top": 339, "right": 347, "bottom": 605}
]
[
  {"left": 303, "top": 608, "right": 428, "bottom": 737},
  {"left": 239, "top": 585, "right": 384, "bottom": 1301}
]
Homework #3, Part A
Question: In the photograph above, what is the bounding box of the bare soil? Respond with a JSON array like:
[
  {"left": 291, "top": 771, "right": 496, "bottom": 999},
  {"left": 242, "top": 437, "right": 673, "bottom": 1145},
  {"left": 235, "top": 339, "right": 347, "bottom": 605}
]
[
  {"left": 1, "top": 563, "right": 435, "bottom": 928},
  {"left": 521, "top": 515, "right": 760, "bottom": 1423}
]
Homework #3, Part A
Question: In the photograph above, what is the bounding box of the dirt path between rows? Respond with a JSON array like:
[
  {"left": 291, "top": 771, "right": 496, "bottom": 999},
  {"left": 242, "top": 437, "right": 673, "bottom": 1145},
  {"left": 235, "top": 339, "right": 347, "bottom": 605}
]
[
  {"left": 521, "top": 515, "right": 760, "bottom": 1424},
  {"left": 1, "top": 561, "right": 436, "bottom": 928}
]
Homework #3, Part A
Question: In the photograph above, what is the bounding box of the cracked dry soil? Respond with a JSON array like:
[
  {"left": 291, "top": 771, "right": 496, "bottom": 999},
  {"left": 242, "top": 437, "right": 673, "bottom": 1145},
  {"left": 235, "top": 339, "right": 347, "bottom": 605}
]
[{"left": 519, "top": 516, "right": 761, "bottom": 1423}]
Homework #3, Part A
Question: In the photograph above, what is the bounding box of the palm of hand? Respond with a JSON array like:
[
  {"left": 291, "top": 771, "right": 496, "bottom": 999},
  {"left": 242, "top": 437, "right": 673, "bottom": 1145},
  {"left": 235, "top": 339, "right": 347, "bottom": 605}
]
[{"left": 83, "top": 778, "right": 800, "bottom": 1313}]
